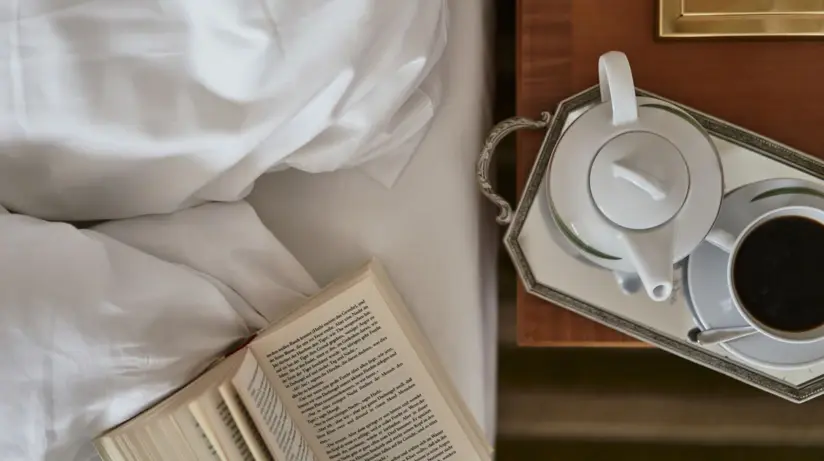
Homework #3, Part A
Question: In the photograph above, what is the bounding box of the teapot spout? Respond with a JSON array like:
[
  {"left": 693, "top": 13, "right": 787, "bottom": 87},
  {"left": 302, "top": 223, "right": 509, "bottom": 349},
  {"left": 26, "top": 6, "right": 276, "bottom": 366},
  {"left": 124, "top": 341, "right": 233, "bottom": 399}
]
[{"left": 618, "top": 226, "right": 675, "bottom": 302}]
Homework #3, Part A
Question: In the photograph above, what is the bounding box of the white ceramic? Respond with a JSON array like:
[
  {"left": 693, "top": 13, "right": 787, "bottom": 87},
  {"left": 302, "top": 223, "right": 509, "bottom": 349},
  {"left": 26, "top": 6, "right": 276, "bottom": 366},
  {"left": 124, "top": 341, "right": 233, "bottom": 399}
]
[
  {"left": 706, "top": 204, "right": 824, "bottom": 344},
  {"left": 546, "top": 51, "right": 724, "bottom": 301},
  {"left": 687, "top": 178, "right": 824, "bottom": 369}
]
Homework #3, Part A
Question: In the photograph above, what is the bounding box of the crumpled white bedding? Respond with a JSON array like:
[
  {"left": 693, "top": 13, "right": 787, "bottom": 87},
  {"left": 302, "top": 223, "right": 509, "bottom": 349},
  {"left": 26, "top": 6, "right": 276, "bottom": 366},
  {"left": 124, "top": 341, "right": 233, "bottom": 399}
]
[
  {"left": 0, "top": 201, "right": 319, "bottom": 461},
  {"left": 0, "top": 0, "right": 446, "bottom": 221},
  {"left": 0, "top": 1, "right": 453, "bottom": 460}
]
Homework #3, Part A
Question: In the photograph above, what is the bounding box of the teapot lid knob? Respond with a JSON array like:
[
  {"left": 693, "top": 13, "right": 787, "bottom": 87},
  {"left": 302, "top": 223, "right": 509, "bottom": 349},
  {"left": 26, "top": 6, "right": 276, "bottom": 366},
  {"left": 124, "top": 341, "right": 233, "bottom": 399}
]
[{"left": 589, "top": 131, "right": 689, "bottom": 230}]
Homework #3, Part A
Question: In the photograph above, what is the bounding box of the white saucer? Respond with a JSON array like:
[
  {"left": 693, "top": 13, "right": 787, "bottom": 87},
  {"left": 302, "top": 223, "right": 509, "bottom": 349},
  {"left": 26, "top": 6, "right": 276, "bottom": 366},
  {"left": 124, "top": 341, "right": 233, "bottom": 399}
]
[{"left": 686, "top": 178, "right": 824, "bottom": 369}]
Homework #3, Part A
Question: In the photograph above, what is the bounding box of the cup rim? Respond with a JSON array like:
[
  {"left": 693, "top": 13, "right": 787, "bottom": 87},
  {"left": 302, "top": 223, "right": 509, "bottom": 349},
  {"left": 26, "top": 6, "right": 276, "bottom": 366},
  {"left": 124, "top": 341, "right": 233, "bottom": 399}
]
[{"left": 727, "top": 205, "right": 824, "bottom": 344}]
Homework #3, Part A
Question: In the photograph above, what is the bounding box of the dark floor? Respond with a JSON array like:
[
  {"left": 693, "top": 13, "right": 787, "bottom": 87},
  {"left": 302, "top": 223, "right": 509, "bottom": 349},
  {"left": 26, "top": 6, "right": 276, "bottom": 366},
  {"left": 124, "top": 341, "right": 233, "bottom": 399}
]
[
  {"left": 491, "top": 1, "right": 824, "bottom": 459},
  {"left": 497, "top": 440, "right": 824, "bottom": 461}
]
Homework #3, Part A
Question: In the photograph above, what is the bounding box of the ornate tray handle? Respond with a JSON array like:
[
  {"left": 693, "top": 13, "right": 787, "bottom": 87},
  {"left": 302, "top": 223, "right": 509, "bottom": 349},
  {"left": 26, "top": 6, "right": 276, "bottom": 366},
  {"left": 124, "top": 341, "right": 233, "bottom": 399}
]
[{"left": 477, "top": 112, "right": 552, "bottom": 225}]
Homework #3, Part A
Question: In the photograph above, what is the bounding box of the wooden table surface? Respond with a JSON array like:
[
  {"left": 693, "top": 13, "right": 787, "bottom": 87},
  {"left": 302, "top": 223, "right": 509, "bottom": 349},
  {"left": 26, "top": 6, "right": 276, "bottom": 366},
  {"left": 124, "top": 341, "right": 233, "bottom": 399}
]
[{"left": 515, "top": 0, "right": 824, "bottom": 347}]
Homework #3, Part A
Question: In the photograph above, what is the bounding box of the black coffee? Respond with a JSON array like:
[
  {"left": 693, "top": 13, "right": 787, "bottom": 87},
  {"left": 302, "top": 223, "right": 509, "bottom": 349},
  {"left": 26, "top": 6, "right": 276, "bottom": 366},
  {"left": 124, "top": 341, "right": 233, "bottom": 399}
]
[{"left": 733, "top": 216, "right": 824, "bottom": 332}]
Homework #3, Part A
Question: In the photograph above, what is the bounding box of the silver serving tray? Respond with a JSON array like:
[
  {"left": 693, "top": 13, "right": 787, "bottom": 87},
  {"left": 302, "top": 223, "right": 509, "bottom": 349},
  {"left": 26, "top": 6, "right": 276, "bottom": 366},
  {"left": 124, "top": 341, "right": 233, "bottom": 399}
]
[{"left": 478, "top": 85, "right": 824, "bottom": 403}]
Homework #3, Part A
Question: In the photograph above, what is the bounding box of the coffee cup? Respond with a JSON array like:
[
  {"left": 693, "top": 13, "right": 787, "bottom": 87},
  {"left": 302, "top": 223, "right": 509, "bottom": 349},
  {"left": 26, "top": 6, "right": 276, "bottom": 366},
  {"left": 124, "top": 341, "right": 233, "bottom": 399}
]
[{"left": 706, "top": 205, "right": 824, "bottom": 343}]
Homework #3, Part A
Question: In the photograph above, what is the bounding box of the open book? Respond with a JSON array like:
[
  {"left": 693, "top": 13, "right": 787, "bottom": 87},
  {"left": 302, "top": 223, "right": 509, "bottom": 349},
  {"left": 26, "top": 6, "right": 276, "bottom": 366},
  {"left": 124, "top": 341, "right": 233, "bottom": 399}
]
[{"left": 95, "top": 260, "right": 492, "bottom": 461}]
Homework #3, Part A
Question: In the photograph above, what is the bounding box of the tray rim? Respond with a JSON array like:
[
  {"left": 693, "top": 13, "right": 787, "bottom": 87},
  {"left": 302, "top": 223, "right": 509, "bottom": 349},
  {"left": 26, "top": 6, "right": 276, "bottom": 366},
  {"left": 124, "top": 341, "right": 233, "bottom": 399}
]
[{"left": 505, "top": 85, "right": 824, "bottom": 403}]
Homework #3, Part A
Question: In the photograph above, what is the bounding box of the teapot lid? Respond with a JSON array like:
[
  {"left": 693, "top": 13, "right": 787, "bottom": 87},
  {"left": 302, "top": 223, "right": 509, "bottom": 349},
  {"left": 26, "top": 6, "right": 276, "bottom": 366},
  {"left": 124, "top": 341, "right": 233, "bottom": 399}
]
[{"left": 589, "top": 131, "right": 689, "bottom": 230}]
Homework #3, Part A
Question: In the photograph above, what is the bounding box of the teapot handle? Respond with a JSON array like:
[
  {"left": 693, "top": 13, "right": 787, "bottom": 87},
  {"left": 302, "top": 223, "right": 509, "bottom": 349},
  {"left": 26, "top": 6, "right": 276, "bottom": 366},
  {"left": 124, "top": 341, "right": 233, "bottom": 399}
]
[
  {"left": 477, "top": 112, "right": 552, "bottom": 225},
  {"left": 599, "top": 51, "right": 638, "bottom": 126}
]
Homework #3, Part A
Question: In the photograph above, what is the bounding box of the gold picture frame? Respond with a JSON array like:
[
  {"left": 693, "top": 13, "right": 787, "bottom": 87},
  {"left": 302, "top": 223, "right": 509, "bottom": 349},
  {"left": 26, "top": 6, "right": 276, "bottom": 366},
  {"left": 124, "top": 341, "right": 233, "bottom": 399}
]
[{"left": 658, "top": 0, "right": 824, "bottom": 38}]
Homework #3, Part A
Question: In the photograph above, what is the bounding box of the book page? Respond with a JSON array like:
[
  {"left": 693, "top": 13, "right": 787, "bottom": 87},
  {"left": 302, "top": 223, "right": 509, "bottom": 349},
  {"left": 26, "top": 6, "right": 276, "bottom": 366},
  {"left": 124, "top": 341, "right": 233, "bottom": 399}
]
[
  {"left": 144, "top": 423, "right": 179, "bottom": 461},
  {"left": 155, "top": 417, "right": 198, "bottom": 461},
  {"left": 97, "top": 351, "right": 250, "bottom": 461},
  {"left": 139, "top": 427, "right": 164, "bottom": 461},
  {"left": 118, "top": 434, "right": 140, "bottom": 461},
  {"left": 368, "top": 263, "right": 491, "bottom": 455},
  {"left": 233, "top": 351, "right": 317, "bottom": 461},
  {"left": 218, "top": 382, "right": 275, "bottom": 461},
  {"left": 126, "top": 431, "right": 155, "bottom": 461},
  {"left": 94, "top": 436, "right": 127, "bottom": 461},
  {"left": 249, "top": 274, "right": 487, "bottom": 461},
  {"left": 171, "top": 407, "right": 222, "bottom": 461},
  {"left": 190, "top": 389, "right": 256, "bottom": 461}
]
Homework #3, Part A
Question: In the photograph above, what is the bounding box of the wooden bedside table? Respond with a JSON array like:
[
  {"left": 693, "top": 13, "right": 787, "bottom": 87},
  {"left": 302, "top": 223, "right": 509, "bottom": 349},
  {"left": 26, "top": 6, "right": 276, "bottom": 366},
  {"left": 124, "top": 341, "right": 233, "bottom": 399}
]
[{"left": 514, "top": 0, "right": 824, "bottom": 347}]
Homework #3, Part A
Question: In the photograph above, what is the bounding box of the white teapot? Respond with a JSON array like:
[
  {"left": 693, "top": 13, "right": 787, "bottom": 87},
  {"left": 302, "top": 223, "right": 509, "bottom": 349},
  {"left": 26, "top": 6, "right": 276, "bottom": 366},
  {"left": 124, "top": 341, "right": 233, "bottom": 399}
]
[{"left": 545, "top": 51, "right": 724, "bottom": 301}]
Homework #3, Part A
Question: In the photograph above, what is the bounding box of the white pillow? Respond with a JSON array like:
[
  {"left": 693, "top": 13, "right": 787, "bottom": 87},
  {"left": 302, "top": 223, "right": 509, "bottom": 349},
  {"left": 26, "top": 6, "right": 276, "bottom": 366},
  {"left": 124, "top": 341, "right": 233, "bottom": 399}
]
[
  {"left": 0, "top": 0, "right": 447, "bottom": 221},
  {"left": 0, "top": 202, "right": 318, "bottom": 461}
]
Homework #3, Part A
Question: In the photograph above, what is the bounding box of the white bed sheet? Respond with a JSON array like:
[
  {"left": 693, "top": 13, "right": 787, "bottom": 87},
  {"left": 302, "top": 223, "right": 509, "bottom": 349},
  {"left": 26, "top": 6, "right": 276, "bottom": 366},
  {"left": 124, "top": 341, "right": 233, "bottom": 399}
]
[{"left": 248, "top": 0, "right": 497, "bottom": 441}]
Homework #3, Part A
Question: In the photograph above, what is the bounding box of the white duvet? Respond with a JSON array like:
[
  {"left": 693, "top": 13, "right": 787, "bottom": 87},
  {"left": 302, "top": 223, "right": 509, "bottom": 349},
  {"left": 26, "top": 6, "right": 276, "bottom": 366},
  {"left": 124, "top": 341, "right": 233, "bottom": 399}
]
[
  {"left": 0, "top": 1, "right": 449, "bottom": 460},
  {"left": 1, "top": 202, "right": 320, "bottom": 461},
  {"left": 0, "top": 0, "right": 446, "bottom": 220}
]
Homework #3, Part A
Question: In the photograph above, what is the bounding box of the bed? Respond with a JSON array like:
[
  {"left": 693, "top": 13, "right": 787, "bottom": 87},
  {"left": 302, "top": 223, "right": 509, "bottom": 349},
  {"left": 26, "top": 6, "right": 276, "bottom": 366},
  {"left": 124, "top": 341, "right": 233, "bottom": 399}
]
[
  {"left": 248, "top": 0, "right": 497, "bottom": 440},
  {"left": 0, "top": 1, "right": 497, "bottom": 459}
]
